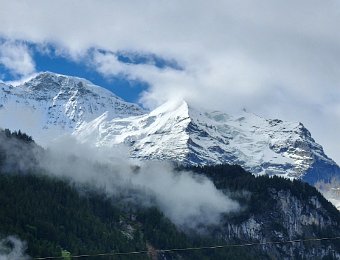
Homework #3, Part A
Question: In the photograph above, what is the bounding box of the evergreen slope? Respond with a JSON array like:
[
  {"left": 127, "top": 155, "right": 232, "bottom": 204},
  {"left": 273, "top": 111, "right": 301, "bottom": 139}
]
[
  {"left": 0, "top": 170, "right": 263, "bottom": 259},
  {"left": 0, "top": 129, "right": 265, "bottom": 259}
]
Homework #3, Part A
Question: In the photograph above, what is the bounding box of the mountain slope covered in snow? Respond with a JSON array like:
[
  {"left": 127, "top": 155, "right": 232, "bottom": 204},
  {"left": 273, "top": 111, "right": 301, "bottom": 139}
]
[
  {"left": 0, "top": 72, "right": 145, "bottom": 143},
  {"left": 0, "top": 72, "right": 339, "bottom": 183},
  {"left": 75, "top": 100, "right": 340, "bottom": 184}
]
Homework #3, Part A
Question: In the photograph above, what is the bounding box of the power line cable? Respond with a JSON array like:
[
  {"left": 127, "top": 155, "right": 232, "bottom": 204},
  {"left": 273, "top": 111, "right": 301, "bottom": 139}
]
[{"left": 33, "top": 236, "right": 340, "bottom": 259}]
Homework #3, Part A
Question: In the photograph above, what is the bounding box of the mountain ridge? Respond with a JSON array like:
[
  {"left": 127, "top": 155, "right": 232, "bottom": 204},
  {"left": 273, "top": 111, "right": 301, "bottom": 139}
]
[
  {"left": 0, "top": 72, "right": 339, "bottom": 183},
  {"left": 75, "top": 99, "right": 339, "bottom": 183},
  {"left": 0, "top": 72, "right": 145, "bottom": 144}
]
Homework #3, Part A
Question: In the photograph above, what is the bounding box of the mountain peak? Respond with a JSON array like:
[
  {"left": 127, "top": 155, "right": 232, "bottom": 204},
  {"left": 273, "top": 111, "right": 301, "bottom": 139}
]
[
  {"left": 22, "top": 71, "right": 123, "bottom": 100},
  {"left": 150, "top": 99, "right": 189, "bottom": 116},
  {"left": 0, "top": 72, "right": 145, "bottom": 145},
  {"left": 75, "top": 100, "right": 340, "bottom": 183},
  {"left": 35, "top": 71, "right": 91, "bottom": 83}
]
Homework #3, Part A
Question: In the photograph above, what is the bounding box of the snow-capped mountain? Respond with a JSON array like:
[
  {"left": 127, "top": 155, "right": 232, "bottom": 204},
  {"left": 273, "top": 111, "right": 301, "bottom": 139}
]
[
  {"left": 75, "top": 99, "right": 340, "bottom": 184},
  {"left": 0, "top": 72, "right": 145, "bottom": 143},
  {"left": 0, "top": 72, "right": 339, "bottom": 183}
]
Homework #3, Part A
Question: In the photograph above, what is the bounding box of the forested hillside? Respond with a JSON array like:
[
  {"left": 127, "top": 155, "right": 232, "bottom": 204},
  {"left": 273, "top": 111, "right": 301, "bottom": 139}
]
[{"left": 0, "top": 129, "right": 339, "bottom": 259}]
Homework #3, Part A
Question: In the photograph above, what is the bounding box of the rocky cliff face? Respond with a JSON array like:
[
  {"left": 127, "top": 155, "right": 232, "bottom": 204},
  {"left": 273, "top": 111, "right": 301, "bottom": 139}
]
[
  {"left": 196, "top": 165, "right": 340, "bottom": 259},
  {"left": 218, "top": 190, "right": 338, "bottom": 259}
]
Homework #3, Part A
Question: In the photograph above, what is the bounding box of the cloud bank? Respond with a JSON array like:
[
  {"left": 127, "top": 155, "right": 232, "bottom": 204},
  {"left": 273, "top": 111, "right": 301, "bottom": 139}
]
[
  {"left": 0, "top": 0, "right": 339, "bottom": 163},
  {"left": 0, "top": 130, "right": 240, "bottom": 229},
  {"left": 0, "top": 236, "right": 29, "bottom": 260},
  {"left": 38, "top": 136, "right": 240, "bottom": 229}
]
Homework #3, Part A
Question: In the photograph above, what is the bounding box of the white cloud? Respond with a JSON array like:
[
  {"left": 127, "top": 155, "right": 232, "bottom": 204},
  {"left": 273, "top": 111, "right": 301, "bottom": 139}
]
[
  {"left": 37, "top": 136, "right": 239, "bottom": 228},
  {"left": 0, "top": 0, "right": 339, "bottom": 163},
  {"left": 0, "top": 41, "right": 35, "bottom": 77},
  {"left": 0, "top": 236, "right": 29, "bottom": 260}
]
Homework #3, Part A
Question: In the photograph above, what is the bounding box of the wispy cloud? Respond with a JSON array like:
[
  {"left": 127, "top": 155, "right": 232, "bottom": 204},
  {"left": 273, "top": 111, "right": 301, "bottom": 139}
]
[
  {"left": 38, "top": 136, "right": 240, "bottom": 229},
  {"left": 0, "top": 40, "right": 35, "bottom": 78},
  {"left": 0, "top": 131, "right": 241, "bottom": 229},
  {"left": 0, "top": 236, "right": 29, "bottom": 260}
]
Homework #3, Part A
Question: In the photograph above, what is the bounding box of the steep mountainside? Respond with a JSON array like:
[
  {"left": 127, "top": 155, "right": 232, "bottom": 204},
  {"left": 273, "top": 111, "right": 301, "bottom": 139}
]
[
  {"left": 193, "top": 164, "right": 340, "bottom": 260},
  {"left": 75, "top": 100, "right": 340, "bottom": 184}
]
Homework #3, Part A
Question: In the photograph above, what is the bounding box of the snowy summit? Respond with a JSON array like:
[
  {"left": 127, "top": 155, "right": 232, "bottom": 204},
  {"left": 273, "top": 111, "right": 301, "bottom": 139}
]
[{"left": 0, "top": 72, "right": 339, "bottom": 184}]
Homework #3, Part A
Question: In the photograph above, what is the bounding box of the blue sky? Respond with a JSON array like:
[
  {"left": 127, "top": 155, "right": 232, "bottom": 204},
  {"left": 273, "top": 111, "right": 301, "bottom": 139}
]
[
  {"left": 0, "top": 41, "right": 183, "bottom": 104},
  {"left": 0, "top": 42, "right": 153, "bottom": 103},
  {"left": 34, "top": 50, "right": 151, "bottom": 103}
]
